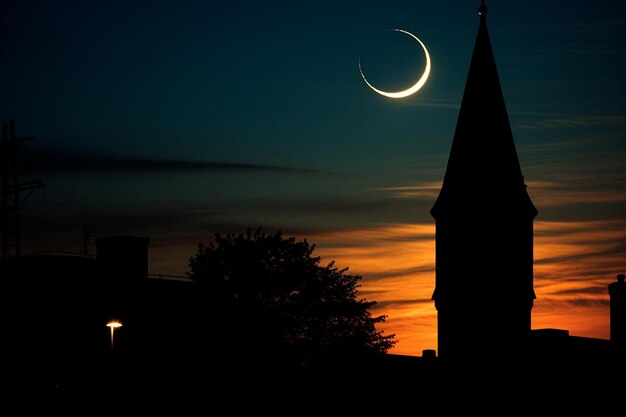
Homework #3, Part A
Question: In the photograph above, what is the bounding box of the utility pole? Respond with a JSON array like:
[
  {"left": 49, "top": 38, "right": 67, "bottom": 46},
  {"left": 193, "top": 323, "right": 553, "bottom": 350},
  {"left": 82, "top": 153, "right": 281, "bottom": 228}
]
[{"left": 0, "top": 120, "right": 46, "bottom": 258}]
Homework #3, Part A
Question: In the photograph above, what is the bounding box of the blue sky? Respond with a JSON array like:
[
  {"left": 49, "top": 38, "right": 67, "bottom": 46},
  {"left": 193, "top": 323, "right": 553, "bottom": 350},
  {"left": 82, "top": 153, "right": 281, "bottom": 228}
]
[{"left": 2, "top": 0, "right": 625, "bottom": 354}]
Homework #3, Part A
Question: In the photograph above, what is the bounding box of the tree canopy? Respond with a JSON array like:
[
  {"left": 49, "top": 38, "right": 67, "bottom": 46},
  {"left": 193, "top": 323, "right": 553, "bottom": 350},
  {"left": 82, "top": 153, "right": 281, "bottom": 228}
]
[{"left": 188, "top": 228, "right": 395, "bottom": 370}]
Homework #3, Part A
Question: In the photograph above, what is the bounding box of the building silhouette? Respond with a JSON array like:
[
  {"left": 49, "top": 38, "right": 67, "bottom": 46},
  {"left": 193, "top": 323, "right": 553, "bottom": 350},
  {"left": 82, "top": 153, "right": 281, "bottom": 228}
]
[
  {"left": 3, "top": 237, "right": 210, "bottom": 395},
  {"left": 609, "top": 274, "right": 626, "bottom": 350},
  {"left": 2, "top": 1, "right": 624, "bottom": 401},
  {"left": 430, "top": 1, "right": 537, "bottom": 365},
  {"left": 429, "top": 3, "right": 624, "bottom": 383}
]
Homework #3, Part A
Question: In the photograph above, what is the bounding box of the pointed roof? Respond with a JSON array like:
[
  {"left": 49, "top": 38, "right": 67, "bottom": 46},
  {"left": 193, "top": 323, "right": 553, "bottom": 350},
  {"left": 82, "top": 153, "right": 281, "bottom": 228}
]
[{"left": 431, "top": 3, "right": 537, "bottom": 219}]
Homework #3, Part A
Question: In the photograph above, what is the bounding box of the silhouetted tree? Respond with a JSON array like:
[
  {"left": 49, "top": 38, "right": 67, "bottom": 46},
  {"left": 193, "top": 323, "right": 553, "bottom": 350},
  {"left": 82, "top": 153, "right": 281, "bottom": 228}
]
[{"left": 188, "top": 228, "right": 395, "bottom": 370}]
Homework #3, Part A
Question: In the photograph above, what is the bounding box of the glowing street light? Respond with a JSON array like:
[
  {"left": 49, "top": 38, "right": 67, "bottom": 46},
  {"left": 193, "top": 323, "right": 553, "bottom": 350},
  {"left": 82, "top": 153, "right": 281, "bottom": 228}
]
[{"left": 106, "top": 320, "right": 123, "bottom": 351}]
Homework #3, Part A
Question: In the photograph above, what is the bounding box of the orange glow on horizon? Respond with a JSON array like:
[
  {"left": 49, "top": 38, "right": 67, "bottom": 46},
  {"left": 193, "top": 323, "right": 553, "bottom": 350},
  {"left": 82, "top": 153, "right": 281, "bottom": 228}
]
[
  {"left": 148, "top": 218, "right": 623, "bottom": 357},
  {"left": 311, "top": 220, "right": 623, "bottom": 356},
  {"left": 312, "top": 224, "right": 437, "bottom": 356}
]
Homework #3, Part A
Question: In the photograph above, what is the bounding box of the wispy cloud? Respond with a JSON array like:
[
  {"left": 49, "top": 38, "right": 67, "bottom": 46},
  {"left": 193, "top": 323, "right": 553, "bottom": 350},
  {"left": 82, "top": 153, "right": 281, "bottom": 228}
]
[
  {"left": 23, "top": 147, "right": 322, "bottom": 175},
  {"left": 404, "top": 97, "right": 460, "bottom": 110},
  {"left": 530, "top": 218, "right": 624, "bottom": 340},
  {"left": 22, "top": 168, "right": 623, "bottom": 355},
  {"left": 518, "top": 115, "right": 626, "bottom": 130},
  {"left": 518, "top": 135, "right": 625, "bottom": 158},
  {"left": 527, "top": 178, "right": 626, "bottom": 207},
  {"left": 309, "top": 218, "right": 622, "bottom": 354},
  {"left": 534, "top": 219, "right": 626, "bottom": 269},
  {"left": 308, "top": 223, "right": 437, "bottom": 354},
  {"left": 375, "top": 181, "right": 442, "bottom": 199},
  {"left": 553, "top": 286, "right": 609, "bottom": 296},
  {"left": 374, "top": 298, "right": 432, "bottom": 309},
  {"left": 565, "top": 298, "right": 609, "bottom": 308},
  {"left": 43, "top": 208, "right": 618, "bottom": 355}
]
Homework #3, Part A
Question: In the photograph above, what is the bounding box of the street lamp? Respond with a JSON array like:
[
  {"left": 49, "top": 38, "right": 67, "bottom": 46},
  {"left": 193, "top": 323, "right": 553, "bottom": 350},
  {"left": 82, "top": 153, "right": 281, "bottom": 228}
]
[{"left": 106, "top": 320, "right": 123, "bottom": 351}]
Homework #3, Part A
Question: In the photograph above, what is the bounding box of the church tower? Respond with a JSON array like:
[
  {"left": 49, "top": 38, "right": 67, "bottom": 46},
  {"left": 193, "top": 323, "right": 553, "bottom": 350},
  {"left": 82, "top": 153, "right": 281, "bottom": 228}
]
[{"left": 430, "top": 2, "right": 538, "bottom": 364}]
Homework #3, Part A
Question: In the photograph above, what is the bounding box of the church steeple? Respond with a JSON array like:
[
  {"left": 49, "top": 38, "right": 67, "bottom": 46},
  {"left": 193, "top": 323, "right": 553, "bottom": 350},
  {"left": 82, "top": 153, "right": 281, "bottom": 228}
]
[
  {"left": 430, "top": 2, "right": 537, "bottom": 366},
  {"left": 431, "top": 1, "right": 536, "bottom": 219}
]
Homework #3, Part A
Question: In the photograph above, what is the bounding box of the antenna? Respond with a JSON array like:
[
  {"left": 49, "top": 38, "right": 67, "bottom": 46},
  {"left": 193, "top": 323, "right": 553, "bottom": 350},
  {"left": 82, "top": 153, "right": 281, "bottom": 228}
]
[{"left": 0, "top": 120, "right": 46, "bottom": 258}]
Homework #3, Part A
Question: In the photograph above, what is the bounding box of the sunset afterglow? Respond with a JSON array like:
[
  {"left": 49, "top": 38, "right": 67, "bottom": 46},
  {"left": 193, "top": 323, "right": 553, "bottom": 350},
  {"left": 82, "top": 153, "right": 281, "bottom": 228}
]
[
  {"left": 311, "top": 218, "right": 622, "bottom": 356},
  {"left": 5, "top": 1, "right": 624, "bottom": 360}
]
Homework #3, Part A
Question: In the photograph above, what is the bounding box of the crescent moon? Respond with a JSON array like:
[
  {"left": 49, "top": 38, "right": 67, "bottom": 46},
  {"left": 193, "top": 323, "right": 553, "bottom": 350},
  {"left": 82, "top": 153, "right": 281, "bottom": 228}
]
[{"left": 359, "top": 29, "right": 431, "bottom": 99}]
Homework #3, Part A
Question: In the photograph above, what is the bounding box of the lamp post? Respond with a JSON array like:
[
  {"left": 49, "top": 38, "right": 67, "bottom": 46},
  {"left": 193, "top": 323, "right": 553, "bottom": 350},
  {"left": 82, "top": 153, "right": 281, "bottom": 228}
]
[{"left": 106, "top": 320, "right": 123, "bottom": 351}]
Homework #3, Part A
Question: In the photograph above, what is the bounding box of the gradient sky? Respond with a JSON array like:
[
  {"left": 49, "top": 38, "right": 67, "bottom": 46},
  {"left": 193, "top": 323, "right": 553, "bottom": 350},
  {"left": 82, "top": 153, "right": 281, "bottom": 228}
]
[{"left": 2, "top": 0, "right": 625, "bottom": 356}]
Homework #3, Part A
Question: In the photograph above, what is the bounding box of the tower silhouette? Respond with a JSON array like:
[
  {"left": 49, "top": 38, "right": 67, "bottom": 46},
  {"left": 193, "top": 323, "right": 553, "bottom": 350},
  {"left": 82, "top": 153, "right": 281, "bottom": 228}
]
[{"left": 430, "top": 2, "right": 537, "bottom": 365}]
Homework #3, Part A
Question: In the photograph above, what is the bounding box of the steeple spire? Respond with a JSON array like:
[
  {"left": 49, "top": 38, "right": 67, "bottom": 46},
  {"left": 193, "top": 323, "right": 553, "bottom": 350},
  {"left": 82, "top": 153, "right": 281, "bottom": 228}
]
[
  {"left": 429, "top": 3, "right": 537, "bottom": 365},
  {"left": 430, "top": 1, "right": 536, "bottom": 219},
  {"left": 478, "top": 1, "right": 488, "bottom": 16}
]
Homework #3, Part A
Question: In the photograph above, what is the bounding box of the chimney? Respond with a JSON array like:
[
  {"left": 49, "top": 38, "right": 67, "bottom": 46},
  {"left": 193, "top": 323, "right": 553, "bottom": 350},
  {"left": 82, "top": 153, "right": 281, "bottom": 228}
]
[{"left": 609, "top": 273, "right": 626, "bottom": 351}]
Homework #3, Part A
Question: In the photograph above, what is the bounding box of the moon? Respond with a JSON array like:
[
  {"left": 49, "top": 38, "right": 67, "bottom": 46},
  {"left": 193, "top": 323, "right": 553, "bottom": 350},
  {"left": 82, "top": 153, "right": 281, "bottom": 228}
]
[{"left": 359, "top": 29, "right": 431, "bottom": 99}]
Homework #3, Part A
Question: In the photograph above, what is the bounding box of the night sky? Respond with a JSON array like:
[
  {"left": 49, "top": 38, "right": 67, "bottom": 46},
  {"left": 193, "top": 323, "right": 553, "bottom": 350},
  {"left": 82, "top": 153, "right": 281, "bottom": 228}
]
[{"left": 2, "top": 0, "right": 625, "bottom": 355}]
